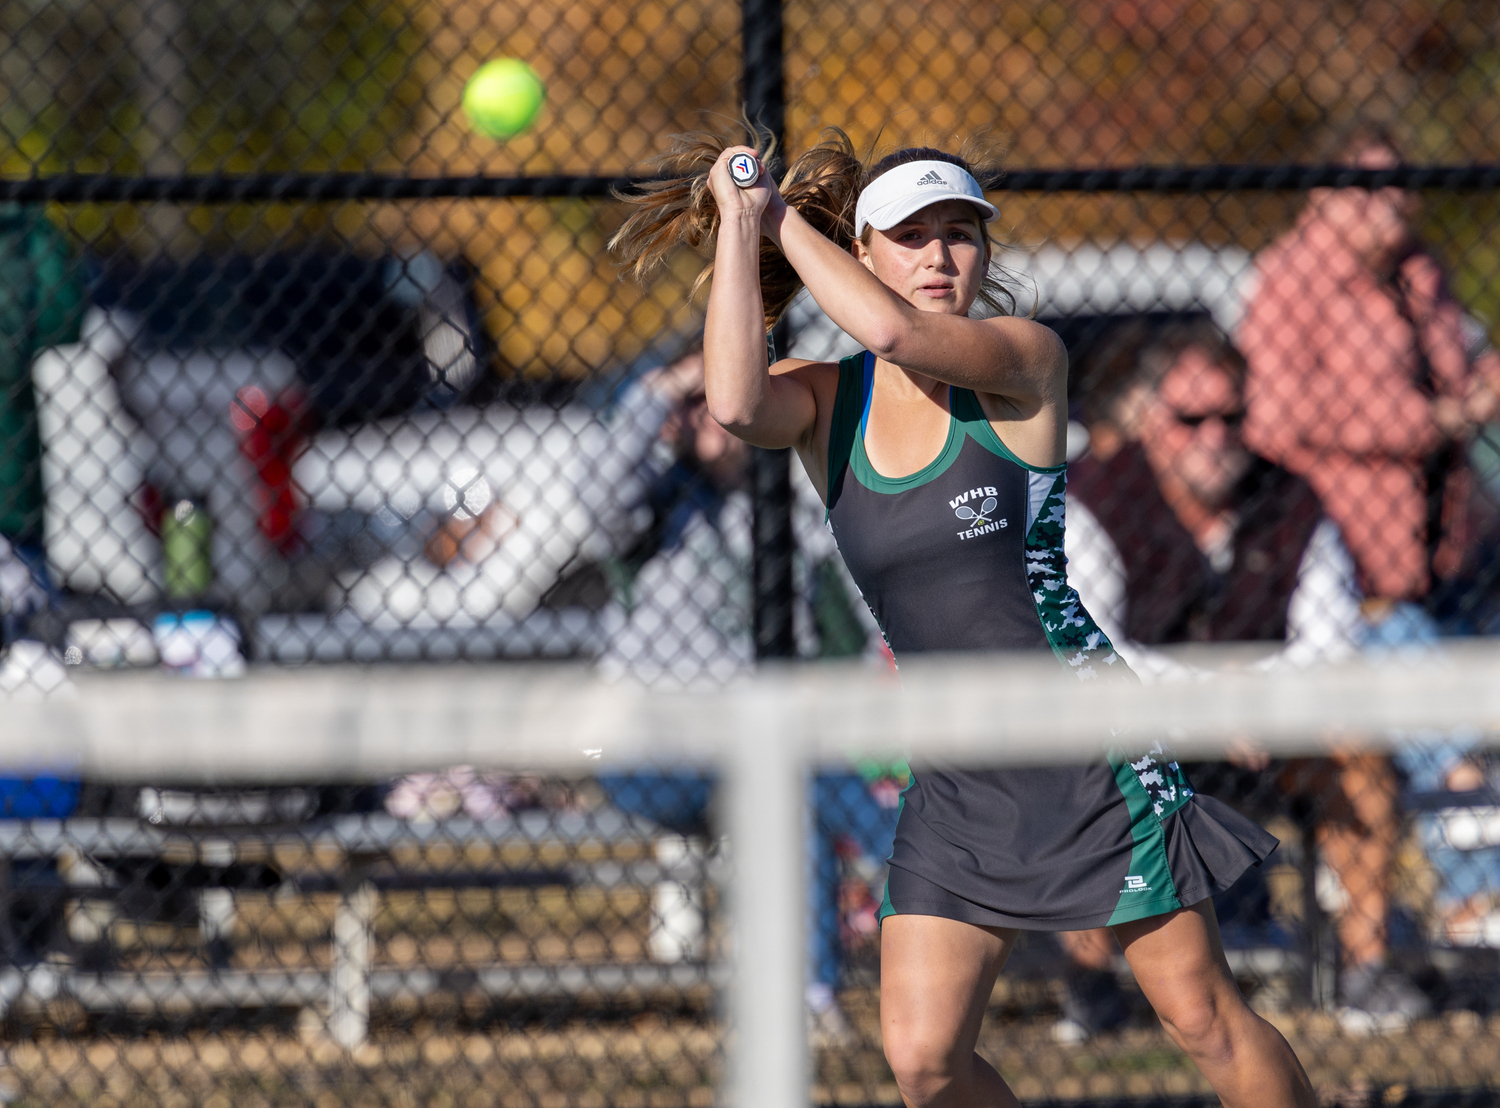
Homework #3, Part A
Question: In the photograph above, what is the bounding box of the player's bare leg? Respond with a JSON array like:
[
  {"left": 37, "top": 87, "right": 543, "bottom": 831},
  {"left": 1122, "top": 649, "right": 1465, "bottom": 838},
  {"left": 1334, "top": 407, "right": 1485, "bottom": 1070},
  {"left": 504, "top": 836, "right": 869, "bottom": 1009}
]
[
  {"left": 1319, "top": 751, "right": 1398, "bottom": 969},
  {"left": 880, "top": 914, "right": 1020, "bottom": 1108},
  {"left": 1115, "top": 900, "right": 1315, "bottom": 1108}
]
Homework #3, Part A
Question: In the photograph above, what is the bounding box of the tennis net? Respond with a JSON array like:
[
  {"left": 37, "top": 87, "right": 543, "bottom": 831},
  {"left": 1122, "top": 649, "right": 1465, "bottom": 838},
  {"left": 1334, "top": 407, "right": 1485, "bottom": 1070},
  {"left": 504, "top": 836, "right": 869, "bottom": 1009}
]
[{"left": 1, "top": 645, "right": 1499, "bottom": 1106}]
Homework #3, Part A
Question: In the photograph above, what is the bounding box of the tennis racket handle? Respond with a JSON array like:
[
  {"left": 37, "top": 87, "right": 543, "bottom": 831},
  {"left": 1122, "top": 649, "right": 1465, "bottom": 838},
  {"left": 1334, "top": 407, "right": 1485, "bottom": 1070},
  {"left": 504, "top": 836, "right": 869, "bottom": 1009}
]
[{"left": 728, "top": 152, "right": 762, "bottom": 189}]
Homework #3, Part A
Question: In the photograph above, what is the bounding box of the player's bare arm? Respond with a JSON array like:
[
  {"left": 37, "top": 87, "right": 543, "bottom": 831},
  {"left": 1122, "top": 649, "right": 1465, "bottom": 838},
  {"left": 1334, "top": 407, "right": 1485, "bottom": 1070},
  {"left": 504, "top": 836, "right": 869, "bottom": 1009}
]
[
  {"left": 762, "top": 186, "right": 1068, "bottom": 405},
  {"left": 702, "top": 147, "right": 823, "bottom": 452}
]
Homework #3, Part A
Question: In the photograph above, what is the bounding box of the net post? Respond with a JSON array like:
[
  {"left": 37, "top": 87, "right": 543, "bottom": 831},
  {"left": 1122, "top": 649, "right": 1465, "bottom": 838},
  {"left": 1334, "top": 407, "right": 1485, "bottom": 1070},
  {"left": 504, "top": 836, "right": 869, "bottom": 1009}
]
[
  {"left": 751, "top": 441, "right": 796, "bottom": 660},
  {"left": 726, "top": 679, "right": 807, "bottom": 1108},
  {"left": 743, "top": 0, "right": 795, "bottom": 663},
  {"left": 740, "top": 0, "right": 785, "bottom": 158},
  {"left": 330, "top": 871, "right": 376, "bottom": 1050},
  {"left": 1299, "top": 822, "right": 1335, "bottom": 1010}
]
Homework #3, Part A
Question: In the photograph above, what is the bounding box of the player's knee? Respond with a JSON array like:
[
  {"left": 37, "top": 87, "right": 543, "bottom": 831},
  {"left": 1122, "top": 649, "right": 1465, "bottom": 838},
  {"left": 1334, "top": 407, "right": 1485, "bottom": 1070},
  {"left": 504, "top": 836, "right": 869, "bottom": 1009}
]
[
  {"left": 1152, "top": 987, "right": 1237, "bottom": 1062},
  {"left": 882, "top": 1035, "right": 959, "bottom": 1104}
]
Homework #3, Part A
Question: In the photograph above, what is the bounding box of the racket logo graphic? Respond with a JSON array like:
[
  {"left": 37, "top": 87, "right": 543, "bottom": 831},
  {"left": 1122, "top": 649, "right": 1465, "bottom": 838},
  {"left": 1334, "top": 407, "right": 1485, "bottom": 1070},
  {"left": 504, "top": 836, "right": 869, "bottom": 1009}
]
[
  {"left": 954, "top": 496, "right": 997, "bottom": 526},
  {"left": 728, "top": 153, "right": 761, "bottom": 188}
]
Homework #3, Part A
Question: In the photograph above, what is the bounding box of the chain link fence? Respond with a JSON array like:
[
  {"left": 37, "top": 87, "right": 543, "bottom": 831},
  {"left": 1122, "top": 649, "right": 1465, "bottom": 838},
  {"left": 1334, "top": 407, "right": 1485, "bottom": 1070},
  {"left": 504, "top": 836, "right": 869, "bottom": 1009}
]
[{"left": 3, "top": 0, "right": 1500, "bottom": 1103}]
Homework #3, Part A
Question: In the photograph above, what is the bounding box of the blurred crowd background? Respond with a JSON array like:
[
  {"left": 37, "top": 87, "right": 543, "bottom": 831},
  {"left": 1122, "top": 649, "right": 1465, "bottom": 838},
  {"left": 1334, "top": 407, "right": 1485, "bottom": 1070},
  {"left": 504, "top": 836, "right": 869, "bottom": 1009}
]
[{"left": 3, "top": 0, "right": 1500, "bottom": 1104}]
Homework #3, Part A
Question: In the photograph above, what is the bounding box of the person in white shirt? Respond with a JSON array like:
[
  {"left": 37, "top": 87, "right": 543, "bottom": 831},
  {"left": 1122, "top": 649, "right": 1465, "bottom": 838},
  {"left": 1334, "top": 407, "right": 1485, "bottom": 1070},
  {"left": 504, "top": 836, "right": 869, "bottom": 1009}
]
[{"left": 1064, "top": 318, "right": 1362, "bottom": 676}]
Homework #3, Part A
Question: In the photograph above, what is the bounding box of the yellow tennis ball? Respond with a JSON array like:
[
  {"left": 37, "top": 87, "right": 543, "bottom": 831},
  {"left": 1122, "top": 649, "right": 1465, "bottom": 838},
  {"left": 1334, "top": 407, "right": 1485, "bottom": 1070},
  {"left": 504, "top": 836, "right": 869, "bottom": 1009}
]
[{"left": 462, "top": 59, "right": 545, "bottom": 140}]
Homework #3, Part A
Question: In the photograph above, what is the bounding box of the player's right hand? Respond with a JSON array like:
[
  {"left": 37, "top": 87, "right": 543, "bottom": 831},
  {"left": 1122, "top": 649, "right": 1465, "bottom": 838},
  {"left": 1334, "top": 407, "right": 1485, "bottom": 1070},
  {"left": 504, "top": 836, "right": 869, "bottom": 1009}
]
[{"left": 709, "top": 145, "right": 784, "bottom": 225}]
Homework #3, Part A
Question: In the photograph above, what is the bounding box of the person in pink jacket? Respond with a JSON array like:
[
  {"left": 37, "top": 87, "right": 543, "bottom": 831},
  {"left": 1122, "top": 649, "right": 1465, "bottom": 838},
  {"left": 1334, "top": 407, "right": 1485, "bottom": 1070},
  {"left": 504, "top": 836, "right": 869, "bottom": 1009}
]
[{"left": 1240, "top": 128, "right": 1499, "bottom": 616}]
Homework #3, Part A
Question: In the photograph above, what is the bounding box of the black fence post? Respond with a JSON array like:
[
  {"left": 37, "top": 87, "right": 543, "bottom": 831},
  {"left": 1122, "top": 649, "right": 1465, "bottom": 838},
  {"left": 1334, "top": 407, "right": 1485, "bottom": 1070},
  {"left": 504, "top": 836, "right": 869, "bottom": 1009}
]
[{"left": 743, "top": 0, "right": 796, "bottom": 661}]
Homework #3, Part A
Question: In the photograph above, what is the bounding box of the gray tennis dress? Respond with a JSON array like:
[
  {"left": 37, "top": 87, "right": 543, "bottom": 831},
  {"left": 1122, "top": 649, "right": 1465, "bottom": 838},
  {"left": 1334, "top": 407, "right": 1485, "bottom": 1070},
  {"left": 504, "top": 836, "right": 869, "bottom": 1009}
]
[{"left": 825, "top": 352, "right": 1276, "bottom": 930}]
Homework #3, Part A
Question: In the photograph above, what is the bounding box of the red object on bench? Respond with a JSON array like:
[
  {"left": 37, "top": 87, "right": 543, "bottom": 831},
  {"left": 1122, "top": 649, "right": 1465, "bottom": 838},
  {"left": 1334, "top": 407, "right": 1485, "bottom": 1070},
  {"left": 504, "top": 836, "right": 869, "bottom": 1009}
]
[{"left": 231, "top": 385, "right": 306, "bottom": 554}]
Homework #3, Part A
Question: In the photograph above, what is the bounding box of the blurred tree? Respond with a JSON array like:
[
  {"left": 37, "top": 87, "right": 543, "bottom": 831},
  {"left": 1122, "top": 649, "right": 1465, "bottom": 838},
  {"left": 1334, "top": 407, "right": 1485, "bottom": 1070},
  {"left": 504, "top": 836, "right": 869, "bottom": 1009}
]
[
  {"left": 0, "top": 0, "right": 424, "bottom": 251},
  {"left": 0, "top": 0, "right": 422, "bottom": 176},
  {"left": 376, "top": 0, "right": 742, "bottom": 380},
  {"left": 4, "top": 0, "right": 1495, "bottom": 373},
  {"left": 128, "top": 0, "right": 190, "bottom": 256}
]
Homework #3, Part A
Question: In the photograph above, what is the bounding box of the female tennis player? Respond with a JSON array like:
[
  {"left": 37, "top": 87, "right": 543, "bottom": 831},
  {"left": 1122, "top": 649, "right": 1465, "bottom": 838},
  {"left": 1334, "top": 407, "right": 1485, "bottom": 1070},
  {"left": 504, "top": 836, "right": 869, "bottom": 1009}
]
[{"left": 613, "top": 132, "right": 1314, "bottom": 1108}]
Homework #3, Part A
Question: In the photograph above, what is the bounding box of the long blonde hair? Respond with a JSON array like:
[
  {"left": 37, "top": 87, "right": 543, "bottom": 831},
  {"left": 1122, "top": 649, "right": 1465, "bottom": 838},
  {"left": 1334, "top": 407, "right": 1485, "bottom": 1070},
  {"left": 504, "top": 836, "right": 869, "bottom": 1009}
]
[{"left": 610, "top": 128, "right": 1017, "bottom": 329}]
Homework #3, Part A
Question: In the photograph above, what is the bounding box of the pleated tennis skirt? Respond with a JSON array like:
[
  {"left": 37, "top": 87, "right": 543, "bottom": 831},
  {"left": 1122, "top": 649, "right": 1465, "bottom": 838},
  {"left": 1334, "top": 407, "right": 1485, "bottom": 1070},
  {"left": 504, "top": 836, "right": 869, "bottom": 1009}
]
[{"left": 878, "top": 751, "right": 1278, "bottom": 931}]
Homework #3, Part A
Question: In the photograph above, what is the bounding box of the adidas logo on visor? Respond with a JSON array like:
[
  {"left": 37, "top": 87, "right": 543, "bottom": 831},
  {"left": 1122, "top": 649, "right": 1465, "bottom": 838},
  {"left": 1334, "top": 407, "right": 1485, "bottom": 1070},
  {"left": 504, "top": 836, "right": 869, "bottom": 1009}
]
[{"left": 914, "top": 170, "right": 946, "bottom": 186}]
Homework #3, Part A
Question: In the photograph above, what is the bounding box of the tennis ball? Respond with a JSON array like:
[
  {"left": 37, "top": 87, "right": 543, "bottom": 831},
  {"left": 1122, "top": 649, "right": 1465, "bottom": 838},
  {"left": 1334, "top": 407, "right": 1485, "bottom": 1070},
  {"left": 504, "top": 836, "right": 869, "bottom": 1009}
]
[{"left": 462, "top": 59, "right": 544, "bottom": 140}]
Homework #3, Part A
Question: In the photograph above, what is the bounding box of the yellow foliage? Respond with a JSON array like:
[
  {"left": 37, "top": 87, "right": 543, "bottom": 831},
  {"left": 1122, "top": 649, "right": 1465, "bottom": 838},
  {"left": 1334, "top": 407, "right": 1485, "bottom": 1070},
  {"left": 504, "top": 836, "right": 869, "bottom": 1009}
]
[{"left": 344, "top": 0, "right": 1500, "bottom": 379}]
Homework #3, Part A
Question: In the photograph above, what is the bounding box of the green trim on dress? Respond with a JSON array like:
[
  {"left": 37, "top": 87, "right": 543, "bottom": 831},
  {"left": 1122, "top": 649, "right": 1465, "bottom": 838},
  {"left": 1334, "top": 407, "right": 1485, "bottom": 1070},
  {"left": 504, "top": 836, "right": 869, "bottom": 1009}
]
[
  {"left": 828, "top": 352, "right": 1066, "bottom": 501},
  {"left": 949, "top": 387, "right": 1067, "bottom": 475},
  {"left": 851, "top": 413, "right": 964, "bottom": 493},
  {"left": 825, "top": 351, "right": 869, "bottom": 515},
  {"left": 877, "top": 775, "right": 917, "bottom": 925},
  {"left": 1104, "top": 754, "right": 1184, "bottom": 926}
]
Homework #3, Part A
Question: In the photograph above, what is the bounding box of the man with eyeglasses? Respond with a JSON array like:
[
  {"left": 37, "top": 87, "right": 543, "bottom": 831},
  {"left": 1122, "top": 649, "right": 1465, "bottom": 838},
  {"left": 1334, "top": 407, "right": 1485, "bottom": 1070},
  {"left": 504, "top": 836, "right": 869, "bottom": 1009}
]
[
  {"left": 1053, "top": 319, "right": 1433, "bottom": 1038},
  {"left": 1066, "top": 318, "right": 1362, "bottom": 673}
]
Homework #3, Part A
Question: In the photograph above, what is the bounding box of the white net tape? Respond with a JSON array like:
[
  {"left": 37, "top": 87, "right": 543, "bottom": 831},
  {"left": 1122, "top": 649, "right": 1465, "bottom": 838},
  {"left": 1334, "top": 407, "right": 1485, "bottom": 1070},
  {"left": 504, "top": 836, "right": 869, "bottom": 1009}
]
[{"left": 4, "top": 644, "right": 1498, "bottom": 778}]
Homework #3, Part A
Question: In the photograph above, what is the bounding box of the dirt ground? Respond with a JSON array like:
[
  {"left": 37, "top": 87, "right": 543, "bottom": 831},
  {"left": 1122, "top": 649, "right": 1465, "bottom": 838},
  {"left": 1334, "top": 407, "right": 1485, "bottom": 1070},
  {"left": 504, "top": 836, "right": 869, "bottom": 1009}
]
[
  {"left": 4, "top": 989, "right": 1499, "bottom": 1107},
  {"left": 8, "top": 834, "right": 1492, "bottom": 1106}
]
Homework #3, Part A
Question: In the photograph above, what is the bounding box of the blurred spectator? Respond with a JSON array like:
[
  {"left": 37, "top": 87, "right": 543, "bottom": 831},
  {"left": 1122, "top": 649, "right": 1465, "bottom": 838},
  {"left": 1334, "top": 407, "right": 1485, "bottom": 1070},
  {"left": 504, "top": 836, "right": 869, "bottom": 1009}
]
[
  {"left": 597, "top": 355, "right": 872, "bottom": 682},
  {"left": 1238, "top": 124, "right": 1500, "bottom": 992},
  {"left": 1397, "top": 733, "right": 1500, "bottom": 948},
  {"left": 595, "top": 352, "right": 761, "bottom": 682},
  {"left": 1362, "top": 615, "right": 1500, "bottom": 951},
  {"left": 1069, "top": 319, "right": 1363, "bottom": 674},
  {"left": 594, "top": 349, "right": 896, "bottom": 1042},
  {"left": 340, "top": 351, "right": 701, "bottom": 627},
  {"left": 1239, "top": 127, "right": 1500, "bottom": 630},
  {"left": 377, "top": 356, "right": 697, "bottom": 821},
  {"left": 1063, "top": 319, "right": 1426, "bottom": 1032},
  {"left": 1, "top": 206, "right": 84, "bottom": 979},
  {"left": 368, "top": 345, "right": 893, "bottom": 1036},
  {"left": 0, "top": 203, "right": 84, "bottom": 643}
]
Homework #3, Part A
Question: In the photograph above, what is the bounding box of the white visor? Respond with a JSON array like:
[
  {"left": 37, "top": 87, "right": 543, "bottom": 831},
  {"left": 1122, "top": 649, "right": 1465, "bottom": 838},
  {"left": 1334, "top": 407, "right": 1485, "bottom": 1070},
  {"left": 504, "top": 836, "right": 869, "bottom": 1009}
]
[{"left": 854, "top": 160, "right": 998, "bottom": 238}]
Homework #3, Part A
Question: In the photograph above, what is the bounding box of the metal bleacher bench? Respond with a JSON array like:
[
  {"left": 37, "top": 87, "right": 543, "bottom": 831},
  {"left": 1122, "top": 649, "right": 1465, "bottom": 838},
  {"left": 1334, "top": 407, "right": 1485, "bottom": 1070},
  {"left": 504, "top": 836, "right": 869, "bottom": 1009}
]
[{"left": 0, "top": 808, "right": 720, "bottom": 1048}]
